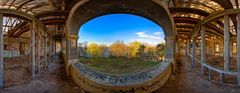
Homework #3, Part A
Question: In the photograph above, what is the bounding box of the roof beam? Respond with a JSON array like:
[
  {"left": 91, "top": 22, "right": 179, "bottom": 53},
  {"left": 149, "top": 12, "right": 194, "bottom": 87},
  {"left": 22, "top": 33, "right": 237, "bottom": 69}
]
[
  {"left": 16, "top": 0, "right": 33, "bottom": 10},
  {"left": 1, "top": 0, "right": 10, "bottom": 6},
  {"left": 25, "top": 2, "right": 49, "bottom": 13},
  {"left": 170, "top": 7, "right": 209, "bottom": 16},
  {"left": 212, "top": 0, "right": 233, "bottom": 9},
  {"left": 48, "top": 0, "right": 57, "bottom": 10},
  {"left": 174, "top": 17, "right": 223, "bottom": 36},
  {"left": 187, "top": 0, "right": 192, "bottom": 7},
  {"left": 235, "top": 0, "right": 239, "bottom": 9},
  {"left": 8, "top": 0, "right": 16, "bottom": 8}
]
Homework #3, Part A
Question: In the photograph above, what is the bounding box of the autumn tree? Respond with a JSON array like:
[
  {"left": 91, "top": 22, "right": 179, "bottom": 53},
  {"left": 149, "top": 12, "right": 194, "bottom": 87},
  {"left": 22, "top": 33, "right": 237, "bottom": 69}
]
[
  {"left": 156, "top": 43, "right": 165, "bottom": 61},
  {"left": 87, "top": 43, "right": 99, "bottom": 58},
  {"left": 128, "top": 41, "right": 141, "bottom": 58},
  {"left": 136, "top": 44, "right": 146, "bottom": 61},
  {"left": 79, "top": 41, "right": 88, "bottom": 57},
  {"left": 109, "top": 40, "right": 127, "bottom": 57},
  {"left": 98, "top": 44, "right": 107, "bottom": 58}
]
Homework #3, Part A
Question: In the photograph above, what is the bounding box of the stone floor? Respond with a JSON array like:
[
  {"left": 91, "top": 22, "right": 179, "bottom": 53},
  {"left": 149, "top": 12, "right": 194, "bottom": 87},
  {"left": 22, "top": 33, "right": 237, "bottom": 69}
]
[
  {"left": 156, "top": 56, "right": 240, "bottom": 93},
  {"left": 1, "top": 55, "right": 240, "bottom": 93},
  {"left": 0, "top": 55, "right": 84, "bottom": 93}
]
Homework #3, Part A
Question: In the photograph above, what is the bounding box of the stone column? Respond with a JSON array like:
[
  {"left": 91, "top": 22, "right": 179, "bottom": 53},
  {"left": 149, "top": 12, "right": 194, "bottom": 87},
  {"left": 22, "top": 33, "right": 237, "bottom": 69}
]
[
  {"left": 237, "top": 13, "right": 240, "bottom": 87},
  {"left": 30, "top": 21, "right": 36, "bottom": 78},
  {"left": 0, "top": 14, "right": 4, "bottom": 88},
  {"left": 230, "top": 38, "right": 233, "bottom": 57},
  {"left": 224, "top": 15, "right": 230, "bottom": 71},
  {"left": 165, "top": 37, "right": 176, "bottom": 72},
  {"left": 66, "top": 38, "right": 70, "bottom": 60},
  {"left": 36, "top": 30, "right": 40, "bottom": 75},
  {"left": 49, "top": 36, "right": 52, "bottom": 62},
  {"left": 201, "top": 26, "right": 206, "bottom": 74},
  {"left": 192, "top": 38, "right": 197, "bottom": 69},
  {"left": 186, "top": 39, "right": 190, "bottom": 55},
  {"left": 61, "top": 37, "right": 66, "bottom": 52},
  {"left": 76, "top": 39, "right": 78, "bottom": 57},
  {"left": 44, "top": 37, "right": 48, "bottom": 67},
  {"left": 53, "top": 38, "right": 55, "bottom": 55}
]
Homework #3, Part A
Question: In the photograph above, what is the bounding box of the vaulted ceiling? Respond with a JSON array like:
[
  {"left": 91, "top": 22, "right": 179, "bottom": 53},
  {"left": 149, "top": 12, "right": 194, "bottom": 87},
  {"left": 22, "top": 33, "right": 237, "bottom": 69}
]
[{"left": 0, "top": 0, "right": 238, "bottom": 39}]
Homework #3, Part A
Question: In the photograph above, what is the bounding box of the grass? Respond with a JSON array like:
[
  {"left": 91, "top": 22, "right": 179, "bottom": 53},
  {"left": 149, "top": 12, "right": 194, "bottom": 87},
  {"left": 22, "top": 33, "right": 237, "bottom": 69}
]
[{"left": 79, "top": 57, "right": 160, "bottom": 74}]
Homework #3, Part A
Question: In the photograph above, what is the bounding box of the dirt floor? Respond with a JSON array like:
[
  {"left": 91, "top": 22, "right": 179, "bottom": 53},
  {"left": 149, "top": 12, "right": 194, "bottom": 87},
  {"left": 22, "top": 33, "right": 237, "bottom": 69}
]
[
  {"left": 1, "top": 55, "right": 84, "bottom": 93},
  {"left": 1, "top": 55, "right": 240, "bottom": 93},
  {"left": 156, "top": 56, "right": 240, "bottom": 93}
]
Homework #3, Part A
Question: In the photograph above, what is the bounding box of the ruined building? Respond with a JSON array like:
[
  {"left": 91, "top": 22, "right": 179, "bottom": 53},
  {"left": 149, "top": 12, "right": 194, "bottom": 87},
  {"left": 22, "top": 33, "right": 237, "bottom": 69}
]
[{"left": 0, "top": 0, "right": 240, "bottom": 93}]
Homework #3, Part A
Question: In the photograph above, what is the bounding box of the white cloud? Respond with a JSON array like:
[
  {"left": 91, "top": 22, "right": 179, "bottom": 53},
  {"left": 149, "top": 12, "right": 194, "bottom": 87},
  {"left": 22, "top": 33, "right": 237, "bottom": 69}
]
[
  {"left": 135, "top": 31, "right": 163, "bottom": 40},
  {"left": 135, "top": 31, "right": 165, "bottom": 45},
  {"left": 136, "top": 32, "right": 145, "bottom": 35},
  {"left": 153, "top": 31, "right": 163, "bottom": 35}
]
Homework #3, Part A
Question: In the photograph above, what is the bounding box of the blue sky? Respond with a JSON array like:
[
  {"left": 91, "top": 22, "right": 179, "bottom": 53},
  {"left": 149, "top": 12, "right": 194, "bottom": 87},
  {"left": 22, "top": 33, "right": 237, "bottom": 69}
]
[{"left": 78, "top": 14, "right": 165, "bottom": 46}]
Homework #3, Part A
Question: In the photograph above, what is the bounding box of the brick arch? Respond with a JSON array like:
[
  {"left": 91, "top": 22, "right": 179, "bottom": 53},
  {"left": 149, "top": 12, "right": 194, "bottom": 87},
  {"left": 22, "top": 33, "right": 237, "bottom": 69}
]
[{"left": 65, "top": 0, "right": 176, "bottom": 92}]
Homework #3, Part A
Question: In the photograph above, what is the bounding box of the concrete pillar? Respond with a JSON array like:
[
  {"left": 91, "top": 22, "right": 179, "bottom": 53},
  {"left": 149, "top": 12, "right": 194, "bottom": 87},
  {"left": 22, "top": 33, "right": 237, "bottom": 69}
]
[
  {"left": 186, "top": 39, "right": 190, "bottom": 55},
  {"left": 44, "top": 37, "right": 48, "bottom": 67},
  {"left": 224, "top": 15, "right": 230, "bottom": 71},
  {"left": 165, "top": 37, "right": 176, "bottom": 72},
  {"left": 76, "top": 39, "right": 78, "bottom": 57},
  {"left": 30, "top": 21, "right": 36, "bottom": 78},
  {"left": 66, "top": 39, "right": 70, "bottom": 60},
  {"left": 36, "top": 30, "right": 40, "bottom": 75},
  {"left": 61, "top": 37, "right": 65, "bottom": 52},
  {"left": 53, "top": 38, "right": 55, "bottom": 55},
  {"left": 192, "top": 38, "right": 197, "bottom": 69},
  {"left": 201, "top": 26, "right": 206, "bottom": 74},
  {"left": 208, "top": 69, "right": 211, "bottom": 80},
  {"left": 49, "top": 36, "right": 52, "bottom": 62},
  {"left": 230, "top": 38, "right": 233, "bottom": 57},
  {"left": 0, "top": 14, "right": 4, "bottom": 88},
  {"left": 237, "top": 13, "right": 240, "bottom": 87},
  {"left": 220, "top": 73, "right": 224, "bottom": 84}
]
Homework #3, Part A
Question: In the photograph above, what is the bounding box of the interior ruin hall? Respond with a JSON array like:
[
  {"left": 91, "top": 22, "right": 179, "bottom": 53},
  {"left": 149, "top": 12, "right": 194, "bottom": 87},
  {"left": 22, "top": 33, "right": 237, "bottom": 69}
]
[{"left": 0, "top": 0, "right": 240, "bottom": 93}]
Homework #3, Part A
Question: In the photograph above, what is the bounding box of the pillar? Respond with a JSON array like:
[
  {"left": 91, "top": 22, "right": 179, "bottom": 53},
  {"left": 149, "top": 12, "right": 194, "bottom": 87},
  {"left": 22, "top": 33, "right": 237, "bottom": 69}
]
[
  {"left": 61, "top": 37, "right": 66, "bottom": 52},
  {"left": 192, "top": 38, "right": 197, "bottom": 69},
  {"left": 53, "top": 38, "right": 55, "bottom": 55},
  {"left": 66, "top": 38, "right": 70, "bottom": 60},
  {"left": 76, "top": 39, "right": 78, "bottom": 57},
  {"left": 165, "top": 37, "right": 176, "bottom": 73},
  {"left": 0, "top": 14, "right": 4, "bottom": 88},
  {"left": 201, "top": 26, "right": 206, "bottom": 74},
  {"left": 36, "top": 30, "right": 40, "bottom": 75},
  {"left": 186, "top": 39, "right": 190, "bottom": 55},
  {"left": 237, "top": 13, "right": 240, "bottom": 87},
  {"left": 230, "top": 38, "right": 233, "bottom": 57},
  {"left": 44, "top": 37, "right": 48, "bottom": 67},
  {"left": 30, "top": 21, "right": 36, "bottom": 78},
  {"left": 49, "top": 36, "right": 52, "bottom": 62},
  {"left": 224, "top": 15, "right": 230, "bottom": 71}
]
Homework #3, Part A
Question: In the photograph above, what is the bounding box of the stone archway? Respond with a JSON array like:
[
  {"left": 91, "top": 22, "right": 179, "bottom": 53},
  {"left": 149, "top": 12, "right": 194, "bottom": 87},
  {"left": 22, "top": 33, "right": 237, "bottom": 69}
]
[
  {"left": 0, "top": 9, "right": 45, "bottom": 88},
  {"left": 65, "top": 0, "right": 176, "bottom": 92}
]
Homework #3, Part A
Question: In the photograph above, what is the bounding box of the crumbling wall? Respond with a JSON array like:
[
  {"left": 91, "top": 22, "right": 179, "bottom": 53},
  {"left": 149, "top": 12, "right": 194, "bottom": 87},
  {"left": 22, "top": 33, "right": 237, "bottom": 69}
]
[{"left": 4, "top": 55, "right": 31, "bottom": 87}]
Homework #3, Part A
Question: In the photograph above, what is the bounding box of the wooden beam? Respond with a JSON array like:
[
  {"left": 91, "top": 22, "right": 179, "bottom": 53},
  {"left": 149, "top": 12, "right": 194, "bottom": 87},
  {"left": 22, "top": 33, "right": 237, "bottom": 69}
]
[
  {"left": 1, "top": 0, "right": 10, "bottom": 6},
  {"left": 8, "top": 0, "right": 16, "bottom": 8},
  {"left": 172, "top": 0, "right": 177, "bottom": 7},
  {"left": 0, "top": 13, "right": 4, "bottom": 88},
  {"left": 48, "top": 0, "right": 57, "bottom": 10},
  {"left": 236, "top": 0, "right": 239, "bottom": 9},
  {"left": 25, "top": 2, "right": 49, "bottom": 13},
  {"left": 187, "top": 0, "right": 192, "bottom": 7},
  {"left": 16, "top": 0, "right": 33, "bottom": 10}
]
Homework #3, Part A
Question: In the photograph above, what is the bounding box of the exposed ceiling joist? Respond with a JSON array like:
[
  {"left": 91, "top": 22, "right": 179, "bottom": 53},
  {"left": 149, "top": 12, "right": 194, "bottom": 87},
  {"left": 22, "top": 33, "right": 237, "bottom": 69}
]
[
  {"left": 16, "top": 0, "right": 33, "bottom": 10},
  {"left": 48, "top": 0, "right": 57, "bottom": 10}
]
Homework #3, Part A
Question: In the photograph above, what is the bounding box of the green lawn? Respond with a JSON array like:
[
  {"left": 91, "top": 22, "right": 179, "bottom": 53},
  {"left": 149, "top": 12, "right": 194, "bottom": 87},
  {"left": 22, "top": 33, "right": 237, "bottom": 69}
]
[{"left": 79, "top": 57, "right": 160, "bottom": 74}]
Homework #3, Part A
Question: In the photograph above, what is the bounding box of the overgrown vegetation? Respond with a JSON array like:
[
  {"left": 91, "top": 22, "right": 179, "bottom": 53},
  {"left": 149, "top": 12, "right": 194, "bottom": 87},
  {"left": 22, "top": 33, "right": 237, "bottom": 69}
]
[
  {"left": 79, "top": 57, "right": 160, "bottom": 74},
  {"left": 78, "top": 40, "right": 165, "bottom": 74}
]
